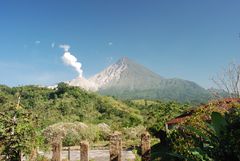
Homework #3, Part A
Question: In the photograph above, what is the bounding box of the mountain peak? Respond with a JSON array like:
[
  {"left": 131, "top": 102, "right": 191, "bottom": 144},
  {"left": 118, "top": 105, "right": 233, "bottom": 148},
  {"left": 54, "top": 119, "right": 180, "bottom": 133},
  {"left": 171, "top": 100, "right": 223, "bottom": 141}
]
[
  {"left": 89, "top": 57, "right": 163, "bottom": 90},
  {"left": 89, "top": 58, "right": 128, "bottom": 88},
  {"left": 119, "top": 57, "right": 130, "bottom": 62},
  {"left": 67, "top": 57, "right": 211, "bottom": 103},
  {"left": 116, "top": 57, "right": 131, "bottom": 67}
]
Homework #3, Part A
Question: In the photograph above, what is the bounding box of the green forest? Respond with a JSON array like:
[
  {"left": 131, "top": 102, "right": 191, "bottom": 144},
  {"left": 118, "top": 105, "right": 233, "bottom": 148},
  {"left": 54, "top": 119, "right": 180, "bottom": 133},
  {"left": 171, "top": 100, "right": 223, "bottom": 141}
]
[{"left": 0, "top": 83, "right": 240, "bottom": 161}]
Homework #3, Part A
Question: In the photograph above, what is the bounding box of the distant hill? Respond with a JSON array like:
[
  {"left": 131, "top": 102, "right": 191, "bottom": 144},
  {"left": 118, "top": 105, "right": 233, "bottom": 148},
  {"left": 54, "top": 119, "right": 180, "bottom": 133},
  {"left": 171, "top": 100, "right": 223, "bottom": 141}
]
[{"left": 87, "top": 57, "right": 211, "bottom": 103}]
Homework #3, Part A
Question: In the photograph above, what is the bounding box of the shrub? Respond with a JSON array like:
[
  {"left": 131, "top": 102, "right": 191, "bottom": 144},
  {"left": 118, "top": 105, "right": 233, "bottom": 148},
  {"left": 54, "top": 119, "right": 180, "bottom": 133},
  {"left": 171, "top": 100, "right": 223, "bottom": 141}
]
[
  {"left": 44, "top": 122, "right": 103, "bottom": 147},
  {"left": 168, "top": 106, "right": 240, "bottom": 161},
  {"left": 0, "top": 108, "right": 43, "bottom": 161}
]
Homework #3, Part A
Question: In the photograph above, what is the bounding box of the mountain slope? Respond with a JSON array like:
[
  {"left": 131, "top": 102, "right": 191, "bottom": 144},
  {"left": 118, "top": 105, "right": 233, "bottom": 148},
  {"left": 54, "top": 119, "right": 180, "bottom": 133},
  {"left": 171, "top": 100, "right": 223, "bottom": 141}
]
[
  {"left": 68, "top": 76, "right": 98, "bottom": 91},
  {"left": 90, "top": 57, "right": 164, "bottom": 91},
  {"left": 89, "top": 57, "right": 211, "bottom": 103}
]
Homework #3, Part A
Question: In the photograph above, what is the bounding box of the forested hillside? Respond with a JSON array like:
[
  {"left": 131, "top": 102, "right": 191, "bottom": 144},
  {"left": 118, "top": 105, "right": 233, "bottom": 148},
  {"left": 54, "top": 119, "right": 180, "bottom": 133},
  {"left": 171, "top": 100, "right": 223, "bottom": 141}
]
[
  {"left": 0, "top": 83, "right": 192, "bottom": 132},
  {"left": 0, "top": 83, "right": 143, "bottom": 129}
]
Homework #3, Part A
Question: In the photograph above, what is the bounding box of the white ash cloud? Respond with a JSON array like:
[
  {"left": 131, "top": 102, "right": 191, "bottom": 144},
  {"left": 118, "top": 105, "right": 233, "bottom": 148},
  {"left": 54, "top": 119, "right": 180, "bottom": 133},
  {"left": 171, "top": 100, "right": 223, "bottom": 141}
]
[{"left": 60, "top": 44, "right": 83, "bottom": 77}]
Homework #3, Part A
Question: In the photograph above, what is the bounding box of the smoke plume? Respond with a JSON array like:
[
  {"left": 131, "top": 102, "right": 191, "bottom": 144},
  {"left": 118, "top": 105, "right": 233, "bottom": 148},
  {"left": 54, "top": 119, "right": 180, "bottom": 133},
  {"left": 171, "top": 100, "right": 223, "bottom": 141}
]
[{"left": 60, "top": 44, "right": 83, "bottom": 77}]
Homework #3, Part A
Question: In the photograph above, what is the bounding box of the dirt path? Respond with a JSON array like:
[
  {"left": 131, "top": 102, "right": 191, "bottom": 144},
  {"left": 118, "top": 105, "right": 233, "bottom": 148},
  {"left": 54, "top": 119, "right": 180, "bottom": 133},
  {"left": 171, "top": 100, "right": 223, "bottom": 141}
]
[{"left": 39, "top": 150, "right": 135, "bottom": 161}]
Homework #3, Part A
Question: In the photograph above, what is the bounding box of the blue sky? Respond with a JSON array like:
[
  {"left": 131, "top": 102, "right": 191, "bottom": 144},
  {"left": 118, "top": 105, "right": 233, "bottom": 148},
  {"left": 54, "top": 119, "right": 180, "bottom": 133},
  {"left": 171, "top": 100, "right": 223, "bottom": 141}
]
[{"left": 0, "top": 0, "right": 240, "bottom": 88}]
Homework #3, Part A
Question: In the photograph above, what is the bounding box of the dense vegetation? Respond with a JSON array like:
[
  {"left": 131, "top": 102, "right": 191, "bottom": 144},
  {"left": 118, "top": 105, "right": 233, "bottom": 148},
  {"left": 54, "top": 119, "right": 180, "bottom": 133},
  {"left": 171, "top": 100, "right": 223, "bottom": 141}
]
[
  {"left": 1, "top": 83, "right": 239, "bottom": 161},
  {"left": 0, "top": 83, "right": 194, "bottom": 159},
  {"left": 100, "top": 81, "right": 211, "bottom": 104},
  {"left": 170, "top": 110, "right": 240, "bottom": 161},
  {"left": 125, "top": 99, "right": 190, "bottom": 136},
  {"left": 159, "top": 99, "right": 240, "bottom": 161},
  {"left": 0, "top": 108, "right": 43, "bottom": 161},
  {"left": 0, "top": 83, "right": 143, "bottom": 130},
  {"left": 0, "top": 83, "right": 192, "bottom": 134}
]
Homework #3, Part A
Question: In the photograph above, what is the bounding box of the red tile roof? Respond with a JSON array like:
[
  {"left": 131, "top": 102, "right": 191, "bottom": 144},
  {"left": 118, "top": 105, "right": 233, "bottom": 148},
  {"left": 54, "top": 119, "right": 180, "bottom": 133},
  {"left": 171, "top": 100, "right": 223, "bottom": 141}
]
[{"left": 166, "top": 98, "right": 240, "bottom": 126}]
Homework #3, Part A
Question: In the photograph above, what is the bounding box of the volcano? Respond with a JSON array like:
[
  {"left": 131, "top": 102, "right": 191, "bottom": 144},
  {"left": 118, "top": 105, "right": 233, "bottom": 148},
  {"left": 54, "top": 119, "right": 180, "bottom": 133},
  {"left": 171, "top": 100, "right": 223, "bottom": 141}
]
[{"left": 70, "top": 57, "right": 211, "bottom": 103}]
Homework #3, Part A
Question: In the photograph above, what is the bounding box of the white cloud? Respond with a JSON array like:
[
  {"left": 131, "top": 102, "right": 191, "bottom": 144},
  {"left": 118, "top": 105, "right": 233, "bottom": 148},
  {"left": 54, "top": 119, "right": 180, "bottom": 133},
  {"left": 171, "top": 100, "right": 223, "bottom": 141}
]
[
  {"left": 51, "top": 42, "right": 55, "bottom": 48},
  {"left": 108, "top": 42, "right": 113, "bottom": 46},
  {"left": 35, "top": 40, "right": 40, "bottom": 44}
]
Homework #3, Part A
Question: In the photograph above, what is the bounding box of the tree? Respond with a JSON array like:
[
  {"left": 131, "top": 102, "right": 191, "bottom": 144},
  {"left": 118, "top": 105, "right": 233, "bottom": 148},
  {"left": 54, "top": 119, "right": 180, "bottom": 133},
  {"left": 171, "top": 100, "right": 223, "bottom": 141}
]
[
  {"left": 0, "top": 108, "right": 42, "bottom": 161},
  {"left": 212, "top": 62, "right": 240, "bottom": 98},
  {"left": 169, "top": 110, "right": 240, "bottom": 161}
]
